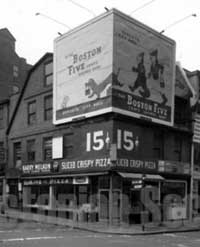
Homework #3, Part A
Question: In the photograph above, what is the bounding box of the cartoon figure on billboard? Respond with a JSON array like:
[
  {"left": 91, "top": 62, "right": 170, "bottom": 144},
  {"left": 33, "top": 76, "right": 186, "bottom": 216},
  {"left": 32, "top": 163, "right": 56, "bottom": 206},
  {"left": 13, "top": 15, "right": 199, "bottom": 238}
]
[
  {"left": 60, "top": 95, "right": 70, "bottom": 109},
  {"left": 129, "top": 52, "right": 150, "bottom": 98},
  {"left": 148, "top": 49, "right": 165, "bottom": 88},
  {"left": 148, "top": 49, "right": 168, "bottom": 106},
  {"left": 85, "top": 68, "right": 123, "bottom": 99}
]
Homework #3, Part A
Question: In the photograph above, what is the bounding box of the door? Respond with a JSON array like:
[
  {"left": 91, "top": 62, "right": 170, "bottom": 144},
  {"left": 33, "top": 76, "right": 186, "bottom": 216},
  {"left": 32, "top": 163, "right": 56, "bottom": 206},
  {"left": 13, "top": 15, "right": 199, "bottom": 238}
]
[
  {"left": 99, "top": 190, "right": 109, "bottom": 220},
  {"left": 112, "top": 190, "right": 121, "bottom": 221},
  {"left": 130, "top": 189, "right": 142, "bottom": 224}
]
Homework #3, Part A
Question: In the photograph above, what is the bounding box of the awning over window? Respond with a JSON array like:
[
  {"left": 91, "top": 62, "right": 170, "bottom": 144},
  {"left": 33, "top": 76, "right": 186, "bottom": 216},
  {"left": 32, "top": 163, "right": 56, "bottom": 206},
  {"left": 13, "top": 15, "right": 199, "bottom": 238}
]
[{"left": 118, "top": 172, "right": 164, "bottom": 181}]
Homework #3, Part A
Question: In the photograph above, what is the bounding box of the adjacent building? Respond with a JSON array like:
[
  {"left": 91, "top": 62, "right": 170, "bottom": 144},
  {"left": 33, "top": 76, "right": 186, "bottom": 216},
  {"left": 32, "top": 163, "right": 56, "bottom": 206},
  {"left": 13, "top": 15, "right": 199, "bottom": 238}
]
[{"left": 0, "top": 28, "right": 31, "bottom": 207}]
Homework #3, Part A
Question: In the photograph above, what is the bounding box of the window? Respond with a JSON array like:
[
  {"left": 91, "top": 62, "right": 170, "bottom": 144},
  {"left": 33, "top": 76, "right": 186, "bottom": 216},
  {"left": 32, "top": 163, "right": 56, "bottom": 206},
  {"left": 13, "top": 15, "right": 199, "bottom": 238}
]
[
  {"left": 14, "top": 142, "right": 22, "bottom": 168},
  {"left": 27, "top": 140, "right": 35, "bottom": 162},
  {"left": 44, "top": 95, "right": 52, "bottom": 121},
  {"left": 0, "top": 106, "right": 3, "bottom": 128},
  {"left": 63, "top": 133, "right": 74, "bottom": 158},
  {"left": 0, "top": 142, "right": 5, "bottom": 162},
  {"left": 13, "top": 65, "right": 19, "bottom": 78},
  {"left": 174, "top": 135, "right": 182, "bottom": 161},
  {"left": 153, "top": 131, "right": 164, "bottom": 159},
  {"left": 43, "top": 137, "right": 52, "bottom": 160},
  {"left": 44, "top": 61, "right": 53, "bottom": 86},
  {"left": 30, "top": 186, "right": 49, "bottom": 205},
  {"left": 28, "top": 101, "right": 36, "bottom": 125}
]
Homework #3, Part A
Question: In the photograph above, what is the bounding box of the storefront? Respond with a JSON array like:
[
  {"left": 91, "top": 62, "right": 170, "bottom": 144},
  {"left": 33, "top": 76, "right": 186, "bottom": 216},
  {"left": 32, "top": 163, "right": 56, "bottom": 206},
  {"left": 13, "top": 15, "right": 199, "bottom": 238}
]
[{"left": 20, "top": 158, "right": 190, "bottom": 225}]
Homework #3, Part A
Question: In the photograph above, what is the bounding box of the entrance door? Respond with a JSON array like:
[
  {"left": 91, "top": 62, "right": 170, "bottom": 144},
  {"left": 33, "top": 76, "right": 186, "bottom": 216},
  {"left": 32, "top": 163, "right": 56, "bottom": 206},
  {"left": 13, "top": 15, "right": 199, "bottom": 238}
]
[
  {"left": 112, "top": 190, "right": 121, "bottom": 222},
  {"left": 99, "top": 190, "right": 109, "bottom": 220},
  {"left": 130, "top": 189, "right": 142, "bottom": 224}
]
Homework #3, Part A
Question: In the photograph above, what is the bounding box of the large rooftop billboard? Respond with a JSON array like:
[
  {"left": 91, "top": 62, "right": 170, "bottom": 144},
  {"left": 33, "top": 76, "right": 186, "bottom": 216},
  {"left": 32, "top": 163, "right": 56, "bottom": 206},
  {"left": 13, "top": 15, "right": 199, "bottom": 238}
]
[{"left": 53, "top": 9, "right": 175, "bottom": 126}]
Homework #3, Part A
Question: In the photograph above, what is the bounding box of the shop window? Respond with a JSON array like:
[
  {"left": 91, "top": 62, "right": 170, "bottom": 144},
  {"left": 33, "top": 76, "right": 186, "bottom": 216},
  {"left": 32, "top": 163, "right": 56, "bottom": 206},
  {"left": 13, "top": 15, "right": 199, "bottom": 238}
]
[
  {"left": 27, "top": 140, "right": 35, "bottom": 162},
  {"left": 14, "top": 142, "right": 22, "bottom": 168},
  {"left": 63, "top": 133, "right": 74, "bottom": 158},
  {"left": 153, "top": 131, "right": 164, "bottom": 159},
  {"left": 27, "top": 101, "right": 36, "bottom": 125},
  {"left": 99, "top": 176, "right": 109, "bottom": 189},
  {"left": 161, "top": 181, "right": 186, "bottom": 202},
  {"left": 44, "top": 95, "right": 52, "bottom": 121},
  {"left": 44, "top": 61, "right": 53, "bottom": 87},
  {"left": 30, "top": 186, "right": 49, "bottom": 205},
  {"left": 76, "top": 185, "right": 89, "bottom": 206},
  {"left": 55, "top": 184, "right": 73, "bottom": 207},
  {"left": 0, "top": 142, "right": 5, "bottom": 162},
  {"left": 174, "top": 135, "right": 182, "bottom": 161},
  {"left": 43, "top": 137, "right": 52, "bottom": 160}
]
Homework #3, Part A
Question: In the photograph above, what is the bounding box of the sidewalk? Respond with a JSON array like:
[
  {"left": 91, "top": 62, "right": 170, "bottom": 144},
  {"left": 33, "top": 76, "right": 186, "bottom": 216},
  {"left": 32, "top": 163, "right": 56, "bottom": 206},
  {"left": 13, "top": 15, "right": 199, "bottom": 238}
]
[{"left": 1, "top": 209, "right": 200, "bottom": 235}]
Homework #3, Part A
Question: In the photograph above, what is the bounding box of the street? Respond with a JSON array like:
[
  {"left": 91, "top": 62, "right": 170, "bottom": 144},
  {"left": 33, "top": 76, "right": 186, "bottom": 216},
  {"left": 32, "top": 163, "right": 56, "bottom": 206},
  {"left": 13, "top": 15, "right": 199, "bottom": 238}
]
[{"left": 0, "top": 219, "right": 200, "bottom": 247}]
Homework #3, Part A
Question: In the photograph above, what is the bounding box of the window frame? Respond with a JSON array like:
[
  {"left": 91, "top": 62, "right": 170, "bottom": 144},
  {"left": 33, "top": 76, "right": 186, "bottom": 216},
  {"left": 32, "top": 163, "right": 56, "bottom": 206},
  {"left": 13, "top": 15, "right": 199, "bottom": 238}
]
[
  {"left": 27, "top": 100, "right": 36, "bottom": 125},
  {"left": 27, "top": 139, "right": 36, "bottom": 162},
  {"left": 43, "top": 137, "right": 52, "bottom": 161},
  {"left": 44, "top": 95, "right": 52, "bottom": 121},
  {"left": 13, "top": 142, "right": 22, "bottom": 168},
  {"left": 44, "top": 61, "right": 53, "bottom": 87}
]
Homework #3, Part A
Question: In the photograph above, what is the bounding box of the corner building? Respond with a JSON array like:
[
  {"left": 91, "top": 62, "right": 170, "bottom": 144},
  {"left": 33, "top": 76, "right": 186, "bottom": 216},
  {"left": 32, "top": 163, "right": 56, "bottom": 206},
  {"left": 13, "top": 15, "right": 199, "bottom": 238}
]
[{"left": 7, "top": 9, "right": 193, "bottom": 225}]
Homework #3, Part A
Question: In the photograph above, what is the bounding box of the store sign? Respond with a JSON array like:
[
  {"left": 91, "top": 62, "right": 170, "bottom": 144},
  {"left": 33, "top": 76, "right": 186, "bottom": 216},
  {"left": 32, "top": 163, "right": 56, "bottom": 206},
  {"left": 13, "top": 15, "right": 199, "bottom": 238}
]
[
  {"left": 22, "top": 162, "right": 52, "bottom": 174},
  {"left": 73, "top": 177, "right": 89, "bottom": 184},
  {"left": 54, "top": 10, "right": 175, "bottom": 127},
  {"left": 113, "top": 159, "right": 158, "bottom": 173},
  {"left": 60, "top": 158, "right": 111, "bottom": 172},
  {"left": 23, "top": 178, "right": 72, "bottom": 186},
  {"left": 131, "top": 179, "right": 143, "bottom": 189},
  {"left": 158, "top": 160, "right": 190, "bottom": 174}
]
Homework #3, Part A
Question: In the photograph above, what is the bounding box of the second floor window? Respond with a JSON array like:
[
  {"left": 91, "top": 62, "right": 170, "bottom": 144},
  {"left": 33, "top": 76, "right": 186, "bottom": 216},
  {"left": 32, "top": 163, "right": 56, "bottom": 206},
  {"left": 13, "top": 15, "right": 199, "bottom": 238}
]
[
  {"left": 44, "top": 95, "right": 52, "bottom": 121},
  {"left": 63, "top": 133, "right": 74, "bottom": 158},
  {"left": 44, "top": 61, "right": 53, "bottom": 87},
  {"left": 14, "top": 142, "right": 22, "bottom": 168},
  {"left": 43, "top": 137, "right": 52, "bottom": 160},
  {"left": 28, "top": 101, "right": 36, "bottom": 125},
  {"left": 27, "top": 140, "right": 35, "bottom": 161}
]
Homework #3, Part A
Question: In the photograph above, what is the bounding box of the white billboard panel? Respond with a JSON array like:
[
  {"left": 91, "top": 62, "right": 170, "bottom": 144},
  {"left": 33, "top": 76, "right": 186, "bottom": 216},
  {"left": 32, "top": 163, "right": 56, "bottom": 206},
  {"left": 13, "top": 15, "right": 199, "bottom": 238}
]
[{"left": 53, "top": 13, "right": 113, "bottom": 124}]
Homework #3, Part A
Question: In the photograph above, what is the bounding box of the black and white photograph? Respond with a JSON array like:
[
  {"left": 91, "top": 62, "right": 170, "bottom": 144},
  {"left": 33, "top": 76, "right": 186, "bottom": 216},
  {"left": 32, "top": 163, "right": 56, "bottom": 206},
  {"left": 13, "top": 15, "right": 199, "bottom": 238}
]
[{"left": 0, "top": 0, "right": 200, "bottom": 246}]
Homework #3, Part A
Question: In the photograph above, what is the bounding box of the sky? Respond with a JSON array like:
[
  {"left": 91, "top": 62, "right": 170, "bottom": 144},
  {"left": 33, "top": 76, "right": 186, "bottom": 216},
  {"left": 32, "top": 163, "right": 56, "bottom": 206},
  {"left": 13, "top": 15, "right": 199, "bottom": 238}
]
[{"left": 1, "top": 0, "right": 200, "bottom": 71}]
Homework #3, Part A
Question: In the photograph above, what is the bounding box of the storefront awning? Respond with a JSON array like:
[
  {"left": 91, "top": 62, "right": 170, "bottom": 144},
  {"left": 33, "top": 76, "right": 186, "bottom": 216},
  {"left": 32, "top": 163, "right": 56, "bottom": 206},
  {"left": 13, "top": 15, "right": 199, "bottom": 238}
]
[
  {"left": 118, "top": 172, "right": 164, "bottom": 181},
  {"left": 22, "top": 172, "right": 108, "bottom": 180},
  {"left": 118, "top": 172, "right": 142, "bottom": 179}
]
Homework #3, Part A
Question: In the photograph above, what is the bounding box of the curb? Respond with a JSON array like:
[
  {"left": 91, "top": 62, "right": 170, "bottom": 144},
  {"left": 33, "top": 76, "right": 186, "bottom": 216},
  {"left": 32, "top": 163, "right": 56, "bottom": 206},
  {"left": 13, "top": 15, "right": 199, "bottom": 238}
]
[{"left": 1, "top": 212, "right": 200, "bottom": 236}]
